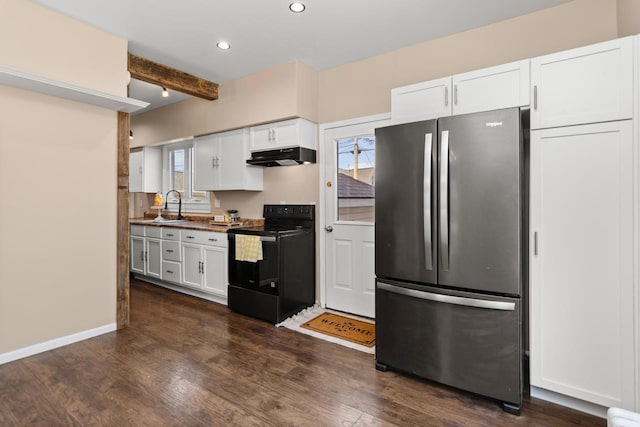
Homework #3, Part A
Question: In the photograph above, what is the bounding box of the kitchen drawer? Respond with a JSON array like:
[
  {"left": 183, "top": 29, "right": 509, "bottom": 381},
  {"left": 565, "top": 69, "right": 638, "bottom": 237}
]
[
  {"left": 162, "top": 227, "right": 180, "bottom": 240},
  {"left": 162, "top": 261, "right": 182, "bottom": 284},
  {"left": 130, "top": 225, "right": 144, "bottom": 237},
  {"left": 162, "top": 240, "right": 181, "bottom": 262},
  {"left": 180, "top": 229, "right": 227, "bottom": 247},
  {"left": 145, "top": 226, "right": 162, "bottom": 239}
]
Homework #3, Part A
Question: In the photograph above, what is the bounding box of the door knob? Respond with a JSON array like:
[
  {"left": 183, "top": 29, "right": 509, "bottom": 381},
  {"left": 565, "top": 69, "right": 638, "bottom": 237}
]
[{"left": 325, "top": 226, "right": 333, "bottom": 232}]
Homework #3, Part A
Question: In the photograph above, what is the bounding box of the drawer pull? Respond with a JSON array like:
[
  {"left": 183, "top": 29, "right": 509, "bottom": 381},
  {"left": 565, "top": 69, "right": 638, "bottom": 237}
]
[
  {"left": 166, "top": 270, "right": 174, "bottom": 274},
  {"left": 208, "top": 238, "right": 217, "bottom": 242},
  {"left": 166, "top": 233, "right": 174, "bottom": 237},
  {"left": 186, "top": 236, "right": 195, "bottom": 239},
  {"left": 166, "top": 249, "right": 174, "bottom": 253}
]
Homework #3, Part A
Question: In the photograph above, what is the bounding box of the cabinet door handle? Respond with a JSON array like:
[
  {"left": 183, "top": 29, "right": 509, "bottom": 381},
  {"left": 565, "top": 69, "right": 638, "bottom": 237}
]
[
  {"left": 534, "top": 232, "right": 538, "bottom": 256},
  {"left": 444, "top": 86, "right": 449, "bottom": 107},
  {"left": 533, "top": 85, "right": 538, "bottom": 110},
  {"left": 166, "top": 249, "right": 174, "bottom": 253},
  {"left": 201, "top": 261, "right": 205, "bottom": 274},
  {"left": 453, "top": 84, "right": 458, "bottom": 105},
  {"left": 166, "top": 270, "right": 174, "bottom": 274},
  {"left": 144, "top": 251, "right": 148, "bottom": 262}
]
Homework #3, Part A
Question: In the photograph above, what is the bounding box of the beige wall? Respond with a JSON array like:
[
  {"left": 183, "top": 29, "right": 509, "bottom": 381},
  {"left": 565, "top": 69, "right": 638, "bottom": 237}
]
[
  {"left": 318, "top": 0, "right": 619, "bottom": 123},
  {"left": 213, "top": 165, "right": 319, "bottom": 219},
  {"left": 0, "top": 0, "right": 123, "bottom": 354},
  {"left": 617, "top": 0, "right": 640, "bottom": 37},
  {"left": 0, "top": 0, "right": 128, "bottom": 97},
  {"left": 130, "top": 61, "right": 319, "bottom": 148}
]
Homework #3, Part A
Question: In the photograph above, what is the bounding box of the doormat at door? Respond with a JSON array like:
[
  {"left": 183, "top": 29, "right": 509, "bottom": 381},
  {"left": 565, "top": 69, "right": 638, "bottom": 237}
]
[{"left": 300, "top": 312, "right": 375, "bottom": 347}]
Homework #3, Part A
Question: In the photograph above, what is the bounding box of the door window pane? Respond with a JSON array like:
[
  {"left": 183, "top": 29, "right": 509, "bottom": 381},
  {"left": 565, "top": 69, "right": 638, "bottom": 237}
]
[{"left": 337, "top": 135, "right": 375, "bottom": 222}]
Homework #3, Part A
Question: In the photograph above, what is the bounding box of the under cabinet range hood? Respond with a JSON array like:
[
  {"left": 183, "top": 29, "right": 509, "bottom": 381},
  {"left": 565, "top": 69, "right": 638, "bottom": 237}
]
[{"left": 246, "top": 147, "right": 316, "bottom": 167}]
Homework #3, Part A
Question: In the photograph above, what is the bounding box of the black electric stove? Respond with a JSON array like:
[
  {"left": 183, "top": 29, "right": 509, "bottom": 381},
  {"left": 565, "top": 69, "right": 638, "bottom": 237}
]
[{"left": 227, "top": 205, "right": 315, "bottom": 323}]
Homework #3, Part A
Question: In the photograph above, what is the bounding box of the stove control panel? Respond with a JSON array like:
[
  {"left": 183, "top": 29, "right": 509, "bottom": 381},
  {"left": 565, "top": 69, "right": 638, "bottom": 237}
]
[{"left": 263, "top": 204, "right": 315, "bottom": 220}]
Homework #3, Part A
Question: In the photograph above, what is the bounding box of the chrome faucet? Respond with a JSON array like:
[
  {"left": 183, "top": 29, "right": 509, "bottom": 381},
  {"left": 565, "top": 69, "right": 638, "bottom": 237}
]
[{"left": 164, "top": 190, "right": 184, "bottom": 220}]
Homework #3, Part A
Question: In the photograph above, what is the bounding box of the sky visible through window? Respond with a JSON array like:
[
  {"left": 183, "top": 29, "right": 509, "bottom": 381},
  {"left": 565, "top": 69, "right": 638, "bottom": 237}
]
[{"left": 337, "top": 136, "right": 375, "bottom": 171}]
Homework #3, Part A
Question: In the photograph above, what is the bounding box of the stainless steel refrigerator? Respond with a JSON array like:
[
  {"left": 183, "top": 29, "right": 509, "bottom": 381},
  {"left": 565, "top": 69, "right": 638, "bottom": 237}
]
[{"left": 374, "top": 108, "right": 527, "bottom": 414}]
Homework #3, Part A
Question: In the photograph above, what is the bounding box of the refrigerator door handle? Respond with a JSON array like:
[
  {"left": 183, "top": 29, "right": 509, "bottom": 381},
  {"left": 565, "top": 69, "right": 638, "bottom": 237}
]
[
  {"left": 440, "top": 130, "right": 450, "bottom": 271},
  {"left": 444, "top": 86, "right": 449, "bottom": 107},
  {"left": 423, "top": 133, "right": 433, "bottom": 270},
  {"left": 377, "top": 282, "right": 516, "bottom": 311}
]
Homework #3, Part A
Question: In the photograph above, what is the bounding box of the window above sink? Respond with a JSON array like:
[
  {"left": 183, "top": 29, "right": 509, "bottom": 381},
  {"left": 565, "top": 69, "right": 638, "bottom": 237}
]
[{"left": 162, "top": 138, "right": 210, "bottom": 214}]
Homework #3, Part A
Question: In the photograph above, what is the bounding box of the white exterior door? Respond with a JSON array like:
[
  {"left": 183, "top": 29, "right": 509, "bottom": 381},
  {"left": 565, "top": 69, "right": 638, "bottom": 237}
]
[{"left": 323, "top": 116, "right": 390, "bottom": 318}]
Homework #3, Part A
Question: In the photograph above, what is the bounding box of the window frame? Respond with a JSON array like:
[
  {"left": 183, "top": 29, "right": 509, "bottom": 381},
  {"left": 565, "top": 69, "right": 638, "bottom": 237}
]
[{"left": 162, "top": 138, "right": 210, "bottom": 214}]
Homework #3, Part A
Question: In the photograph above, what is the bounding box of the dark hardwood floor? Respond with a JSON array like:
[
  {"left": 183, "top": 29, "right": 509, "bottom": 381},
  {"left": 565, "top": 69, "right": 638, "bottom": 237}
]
[{"left": 0, "top": 279, "right": 605, "bottom": 426}]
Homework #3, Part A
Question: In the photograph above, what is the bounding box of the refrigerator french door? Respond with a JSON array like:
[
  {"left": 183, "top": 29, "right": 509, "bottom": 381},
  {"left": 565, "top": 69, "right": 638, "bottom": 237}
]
[{"left": 374, "top": 108, "right": 525, "bottom": 413}]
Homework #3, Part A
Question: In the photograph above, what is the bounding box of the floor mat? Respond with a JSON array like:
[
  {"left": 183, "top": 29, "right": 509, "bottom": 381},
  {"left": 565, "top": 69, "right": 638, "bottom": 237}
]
[
  {"left": 301, "top": 312, "right": 375, "bottom": 347},
  {"left": 276, "top": 305, "right": 375, "bottom": 354}
]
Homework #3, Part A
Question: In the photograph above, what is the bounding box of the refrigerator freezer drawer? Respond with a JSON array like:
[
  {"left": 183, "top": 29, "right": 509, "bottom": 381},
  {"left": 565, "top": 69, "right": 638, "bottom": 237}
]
[{"left": 375, "top": 279, "right": 522, "bottom": 406}]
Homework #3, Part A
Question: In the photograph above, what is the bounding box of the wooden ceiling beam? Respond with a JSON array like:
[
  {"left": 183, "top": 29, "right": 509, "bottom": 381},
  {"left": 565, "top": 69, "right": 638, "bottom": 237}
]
[{"left": 128, "top": 53, "right": 218, "bottom": 101}]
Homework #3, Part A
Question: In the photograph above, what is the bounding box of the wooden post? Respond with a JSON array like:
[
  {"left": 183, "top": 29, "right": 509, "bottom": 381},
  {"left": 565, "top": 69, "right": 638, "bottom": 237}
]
[{"left": 117, "top": 111, "right": 130, "bottom": 329}]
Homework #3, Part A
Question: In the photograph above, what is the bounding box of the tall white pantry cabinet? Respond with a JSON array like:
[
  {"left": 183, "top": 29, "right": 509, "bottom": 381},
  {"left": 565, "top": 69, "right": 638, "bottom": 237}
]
[{"left": 529, "top": 36, "right": 638, "bottom": 412}]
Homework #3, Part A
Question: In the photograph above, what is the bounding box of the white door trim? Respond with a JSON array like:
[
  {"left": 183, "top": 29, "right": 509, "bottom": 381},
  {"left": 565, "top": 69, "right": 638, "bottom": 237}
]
[{"left": 318, "top": 112, "right": 391, "bottom": 309}]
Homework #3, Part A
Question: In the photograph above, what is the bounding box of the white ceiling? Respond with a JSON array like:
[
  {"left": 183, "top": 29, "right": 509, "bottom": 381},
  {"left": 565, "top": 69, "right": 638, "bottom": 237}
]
[{"left": 33, "top": 0, "right": 570, "bottom": 113}]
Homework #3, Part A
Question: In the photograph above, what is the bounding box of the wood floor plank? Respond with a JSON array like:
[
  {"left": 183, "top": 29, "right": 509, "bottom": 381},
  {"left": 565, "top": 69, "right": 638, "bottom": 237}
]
[{"left": 0, "top": 280, "right": 607, "bottom": 426}]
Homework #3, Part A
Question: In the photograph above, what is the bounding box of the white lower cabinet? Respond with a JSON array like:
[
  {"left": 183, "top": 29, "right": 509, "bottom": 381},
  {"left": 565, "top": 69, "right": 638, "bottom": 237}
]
[
  {"left": 131, "top": 225, "right": 229, "bottom": 301},
  {"left": 144, "top": 238, "right": 162, "bottom": 279},
  {"left": 530, "top": 120, "right": 636, "bottom": 410},
  {"left": 130, "top": 232, "right": 161, "bottom": 279},
  {"left": 182, "top": 243, "right": 204, "bottom": 289},
  {"left": 130, "top": 235, "right": 145, "bottom": 275},
  {"left": 203, "top": 245, "right": 227, "bottom": 297},
  {"left": 181, "top": 243, "right": 228, "bottom": 297}
]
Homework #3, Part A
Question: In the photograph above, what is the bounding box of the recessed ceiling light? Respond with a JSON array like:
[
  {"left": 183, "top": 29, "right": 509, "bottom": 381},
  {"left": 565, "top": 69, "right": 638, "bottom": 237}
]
[
  {"left": 217, "top": 41, "right": 231, "bottom": 50},
  {"left": 289, "top": 2, "right": 305, "bottom": 13}
]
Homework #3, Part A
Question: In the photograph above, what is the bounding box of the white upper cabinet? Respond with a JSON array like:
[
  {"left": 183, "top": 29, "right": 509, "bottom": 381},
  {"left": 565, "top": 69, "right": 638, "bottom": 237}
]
[
  {"left": 530, "top": 121, "right": 635, "bottom": 410},
  {"left": 129, "top": 147, "right": 162, "bottom": 193},
  {"left": 193, "top": 128, "right": 263, "bottom": 191},
  {"left": 391, "top": 60, "right": 530, "bottom": 124},
  {"left": 391, "top": 77, "right": 452, "bottom": 124},
  {"left": 452, "top": 59, "right": 530, "bottom": 116},
  {"left": 530, "top": 37, "right": 633, "bottom": 129},
  {"left": 249, "top": 118, "right": 317, "bottom": 152}
]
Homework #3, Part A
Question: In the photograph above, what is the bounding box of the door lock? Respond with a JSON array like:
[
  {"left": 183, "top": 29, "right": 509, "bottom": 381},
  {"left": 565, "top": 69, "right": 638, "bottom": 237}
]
[{"left": 325, "top": 226, "right": 333, "bottom": 232}]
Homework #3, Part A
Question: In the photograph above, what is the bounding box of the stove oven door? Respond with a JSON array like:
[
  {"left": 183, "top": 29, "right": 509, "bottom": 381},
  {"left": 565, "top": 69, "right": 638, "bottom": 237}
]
[{"left": 228, "top": 234, "right": 279, "bottom": 294}]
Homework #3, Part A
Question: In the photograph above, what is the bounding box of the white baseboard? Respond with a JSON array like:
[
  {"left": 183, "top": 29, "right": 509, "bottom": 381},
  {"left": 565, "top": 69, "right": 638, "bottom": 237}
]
[
  {"left": 0, "top": 323, "right": 117, "bottom": 365},
  {"left": 530, "top": 386, "right": 607, "bottom": 419}
]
